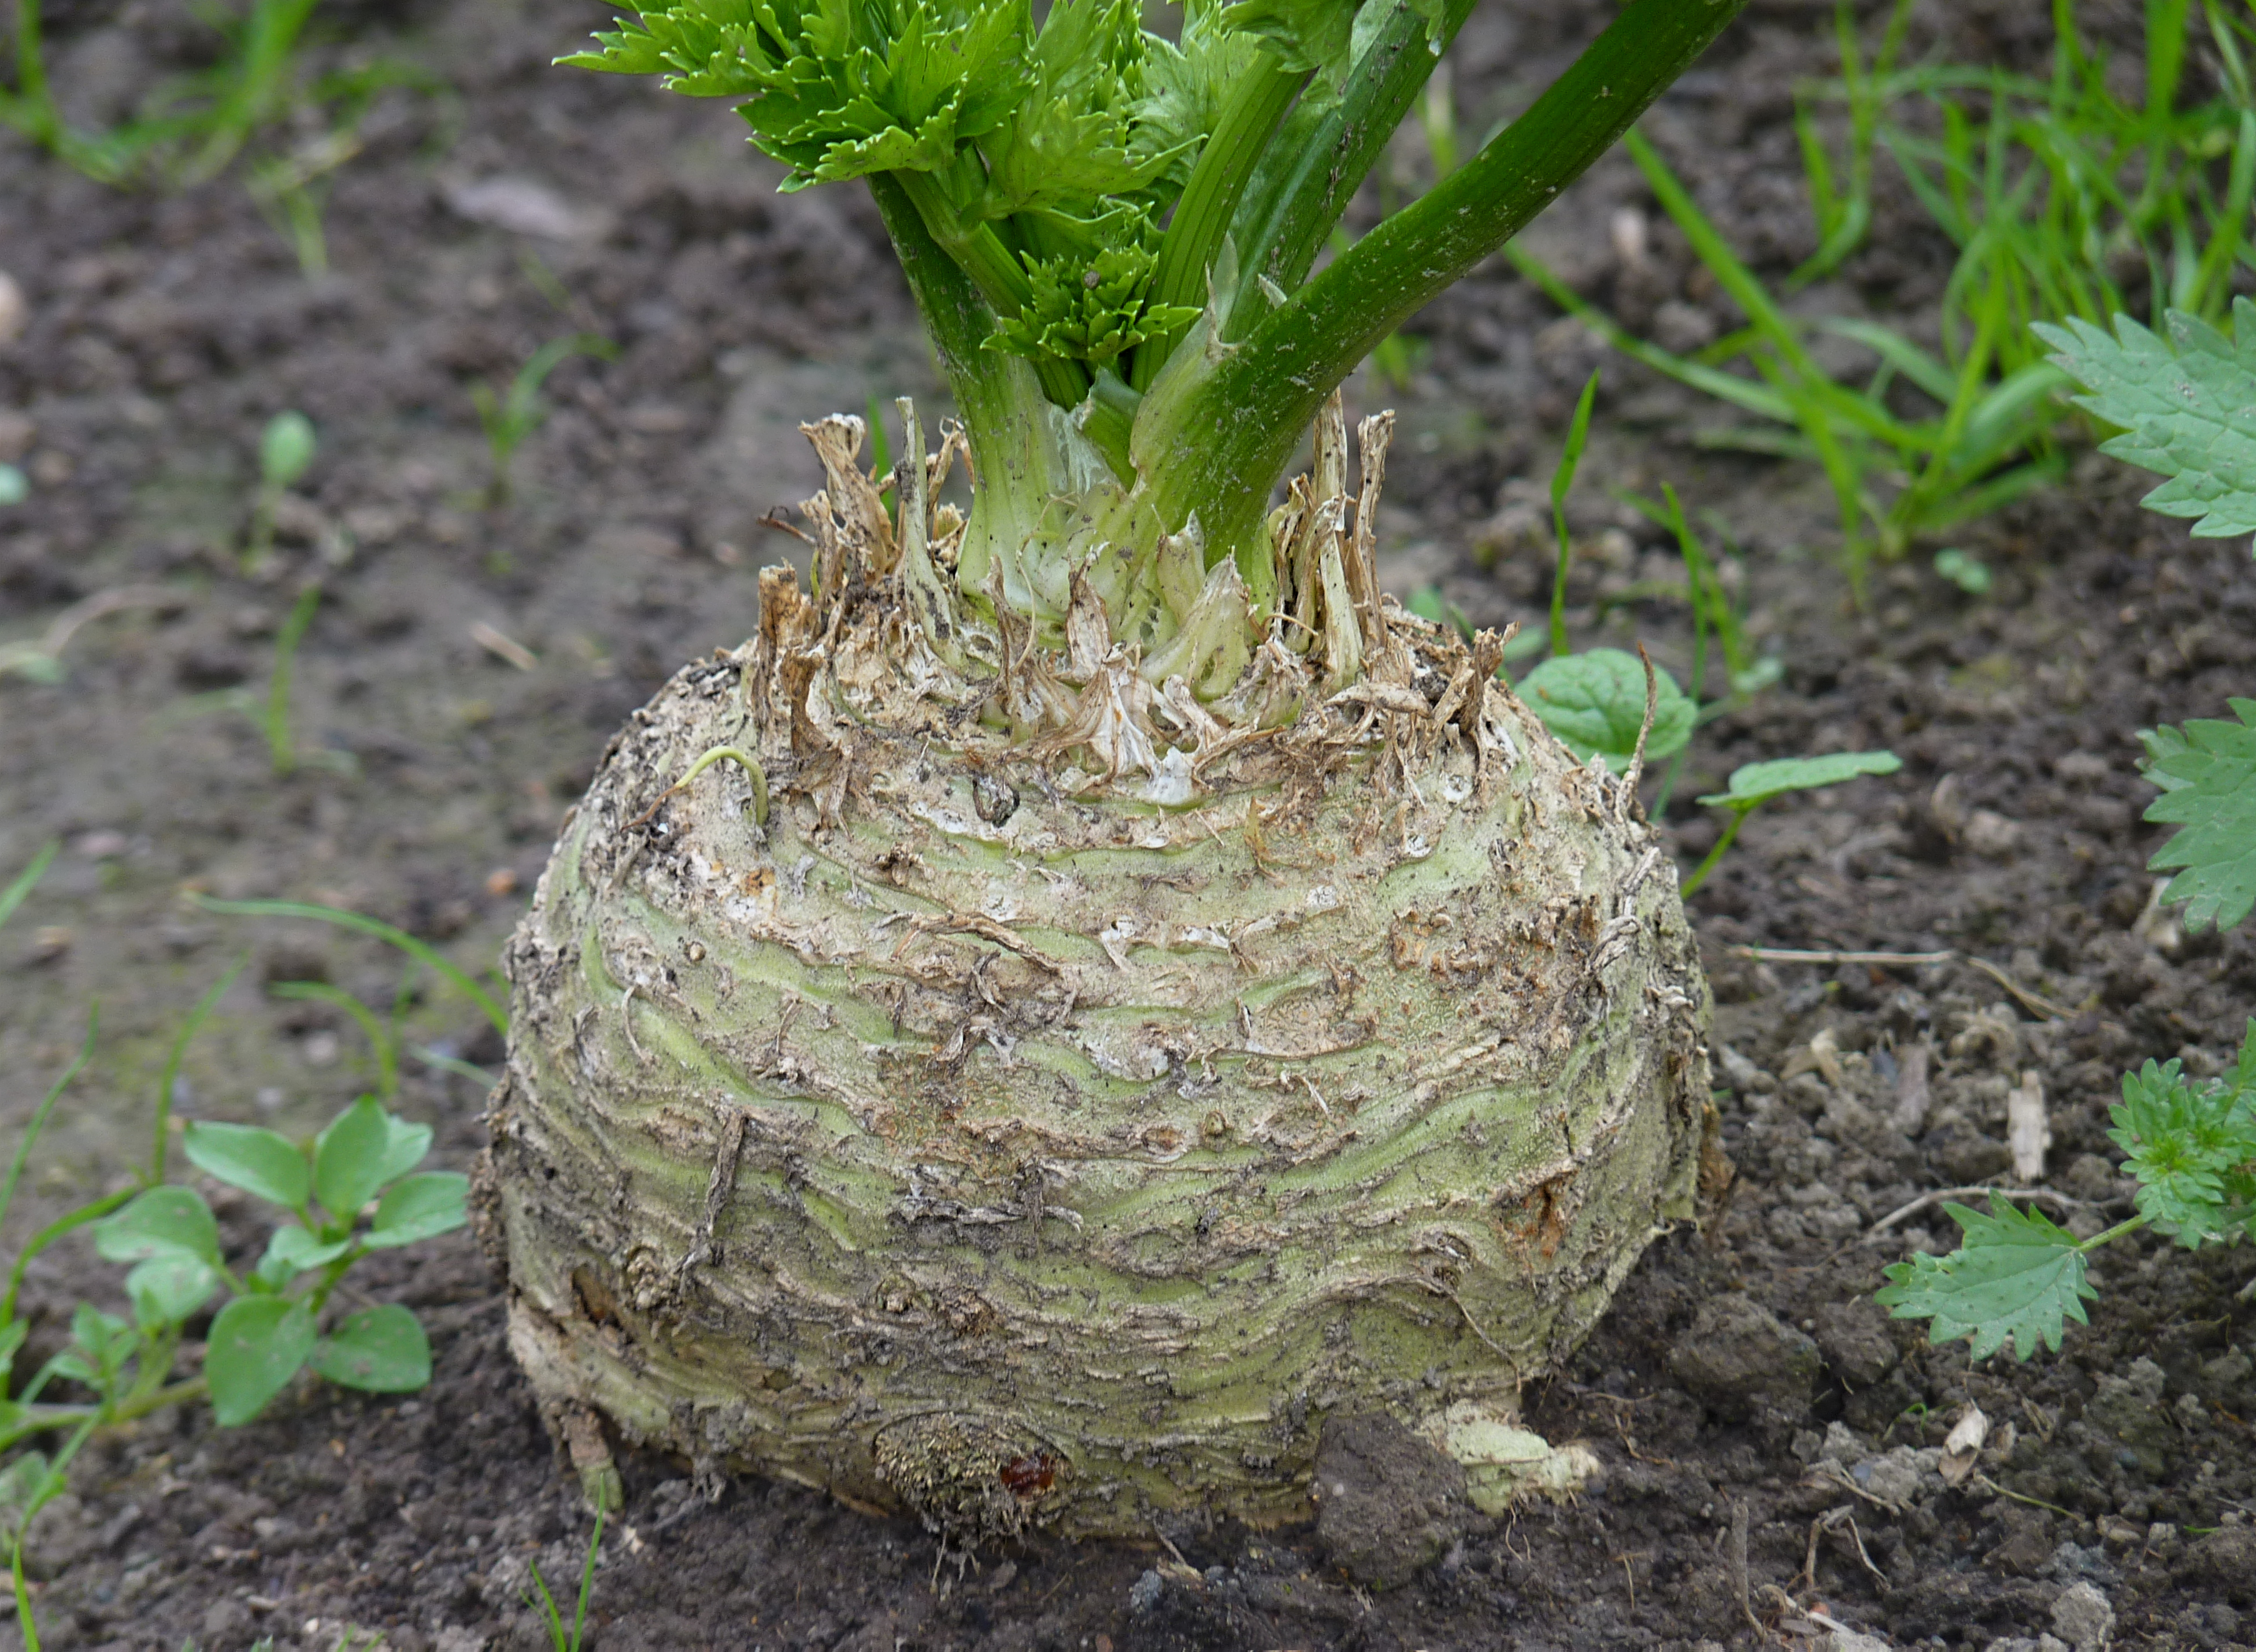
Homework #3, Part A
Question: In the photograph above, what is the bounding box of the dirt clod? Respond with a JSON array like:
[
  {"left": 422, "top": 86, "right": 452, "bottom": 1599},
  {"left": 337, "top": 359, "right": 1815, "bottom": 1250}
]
[
  {"left": 1311, "top": 1412, "right": 1469, "bottom": 1590},
  {"left": 1669, "top": 1293, "right": 1821, "bottom": 1423}
]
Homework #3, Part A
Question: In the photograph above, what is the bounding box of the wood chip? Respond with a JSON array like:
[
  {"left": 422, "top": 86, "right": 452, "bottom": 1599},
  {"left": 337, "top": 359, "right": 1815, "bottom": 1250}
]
[{"left": 2006, "top": 1069, "right": 2050, "bottom": 1181}]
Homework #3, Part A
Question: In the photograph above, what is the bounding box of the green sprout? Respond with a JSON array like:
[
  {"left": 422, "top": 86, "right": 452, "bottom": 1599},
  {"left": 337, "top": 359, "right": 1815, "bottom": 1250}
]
[
  {"left": 523, "top": 1510, "right": 607, "bottom": 1652},
  {"left": 472, "top": 333, "right": 618, "bottom": 506},
  {"left": 246, "top": 410, "right": 317, "bottom": 572}
]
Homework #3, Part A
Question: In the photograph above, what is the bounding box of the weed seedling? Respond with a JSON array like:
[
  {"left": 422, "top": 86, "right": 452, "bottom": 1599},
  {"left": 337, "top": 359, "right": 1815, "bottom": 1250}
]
[
  {"left": 1679, "top": 751, "right": 1903, "bottom": 895},
  {"left": 0, "top": 464, "right": 24, "bottom": 506},
  {"left": 246, "top": 410, "right": 318, "bottom": 573},
  {"left": 1932, "top": 547, "right": 1992, "bottom": 595},
  {"left": 472, "top": 334, "right": 617, "bottom": 506},
  {"left": 1878, "top": 301, "right": 2256, "bottom": 1358},
  {"left": 523, "top": 1509, "right": 607, "bottom": 1652},
  {"left": 265, "top": 581, "right": 321, "bottom": 775}
]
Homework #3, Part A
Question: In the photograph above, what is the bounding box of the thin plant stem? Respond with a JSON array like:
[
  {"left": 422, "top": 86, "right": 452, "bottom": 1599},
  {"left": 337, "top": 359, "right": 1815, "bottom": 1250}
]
[
  {"left": 267, "top": 582, "right": 321, "bottom": 776},
  {"left": 151, "top": 957, "right": 247, "bottom": 1184},
  {"left": 1680, "top": 805, "right": 1754, "bottom": 897},
  {"left": 1548, "top": 371, "right": 1601, "bottom": 658},
  {"left": 0, "top": 1007, "right": 97, "bottom": 1236}
]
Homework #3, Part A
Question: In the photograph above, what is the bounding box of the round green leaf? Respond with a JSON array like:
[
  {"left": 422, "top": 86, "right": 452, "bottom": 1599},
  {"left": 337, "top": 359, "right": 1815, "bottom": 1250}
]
[
  {"left": 314, "top": 1097, "right": 414, "bottom": 1219},
  {"left": 125, "top": 1255, "right": 218, "bottom": 1329},
  {"left": 260, "top": 410, "right": 317, "bottom": 489},
  {"left": 1697, "top": 750, "right": 1902, "bottom": 810},
  {"left": 205, "top": 1297, "right": 316, "bottom": 1425},
  {"left": 365, "top": 1172, "right": 470, "bottom": 1250},
  {"left": 309, "top": 1305, "right": 430, "bottom": 1392},
  {"left": 184, "top": 1122, "right": 310, "bottom": 1209},
  {"left": 1517, "top": 648, "right": 1694, "bottom": 772},
  {"left": 92, "top": 1186, "right": 219, "bottom": 1265}
]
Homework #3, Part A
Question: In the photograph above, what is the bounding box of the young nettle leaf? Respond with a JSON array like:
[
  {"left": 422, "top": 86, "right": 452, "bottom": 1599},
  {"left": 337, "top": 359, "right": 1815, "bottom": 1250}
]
[
  {"left": 205, "top": 1297, "right": 318, "bottom": 1425},
  {"left": 1518, "top": 648, "right": 1693, "bottom": 772},
  {"left": 92, "top": 1186, "right": 220, "bottom": 1267},
  {"left": 183, "top": 1120, "right": 310, "bottom": 1210},
  {"left": 2139, "top": 699, "right": 2256, "bottom": 934},
  {"left": 309, "top": 1305, "right": 431, "bottom": 1393},
  {"left": 1875, "top": 1198, "right": 2096, "bottom": 1362},
  {"left": 2107, "top": 1049, "right": 2256, "bottom": 1244},
  {"left": 364, "top": 1172, "right": 472, "bottom": 1250},
  {"left": 2034, "top": 299, "right": 2256, "bottom": 543}
]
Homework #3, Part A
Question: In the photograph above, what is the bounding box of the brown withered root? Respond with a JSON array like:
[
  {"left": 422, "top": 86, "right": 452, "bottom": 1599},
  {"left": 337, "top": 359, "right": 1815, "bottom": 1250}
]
[{"left": 479, "top": 404, "right": 1711, "bottom": 1538}]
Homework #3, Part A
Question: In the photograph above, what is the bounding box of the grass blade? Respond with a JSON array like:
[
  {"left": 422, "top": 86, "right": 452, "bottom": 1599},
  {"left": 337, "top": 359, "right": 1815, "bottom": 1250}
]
[
  {"left": 0, "top": 840, "right": 58, "bottom": 935},
  {"left": 190, "top": 897, "right": 507, "bottom": 1035}
]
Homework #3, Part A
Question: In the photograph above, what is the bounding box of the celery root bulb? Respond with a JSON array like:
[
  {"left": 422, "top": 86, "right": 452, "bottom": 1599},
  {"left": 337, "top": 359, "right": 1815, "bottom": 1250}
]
[{"left": 478, "top": 410, "right": 1713, "bottom": 1537}]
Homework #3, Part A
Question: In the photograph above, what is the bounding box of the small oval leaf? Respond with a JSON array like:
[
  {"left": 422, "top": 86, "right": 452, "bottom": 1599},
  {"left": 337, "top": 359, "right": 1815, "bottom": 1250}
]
[
  {"left": 364, "top": 1172, "right": 470, "bottom": 1249},
  {"left": 184, "top": 1122, "right": 310, "bottom": 1209},
  {"left": 205, "top": 1297, "right": 316, "bottom": 1425},
  {"left": 92, "top": 1186, "right": 219, "bottom": 1265},
  {"left": 309, "top": 1305, "right": 431, "bottom": 1393},
  {"left": 1696, "top": 750, "right": 1902, "bottom": 810}
]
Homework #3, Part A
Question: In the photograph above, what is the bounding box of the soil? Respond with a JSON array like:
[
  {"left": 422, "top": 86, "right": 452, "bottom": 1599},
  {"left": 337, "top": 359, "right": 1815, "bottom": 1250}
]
[{"left": 2, "top": 1, "right": 2253, "bottom": 1649}]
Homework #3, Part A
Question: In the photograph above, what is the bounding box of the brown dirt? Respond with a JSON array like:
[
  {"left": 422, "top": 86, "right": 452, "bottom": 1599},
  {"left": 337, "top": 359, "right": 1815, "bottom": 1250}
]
[{"left": 2, "top": 1, "right": 2252, "bottom": 1649}]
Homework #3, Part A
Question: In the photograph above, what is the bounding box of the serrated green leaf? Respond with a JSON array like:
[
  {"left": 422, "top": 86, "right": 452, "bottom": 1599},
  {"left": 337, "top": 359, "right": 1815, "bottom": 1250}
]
[
  {"left": 2139, "top": 698, "right": 2256, "bottom": 932},
  {"left": 205, "top": 1297, "right": 316, "bottom": 1425},
  {"left": 2033, "top": 299, "right": 2256, "bottom": 542},
  {"left": 1696, "top": 750, "right": 1901, "bottom": 810},
  {"left": 1220, "top": 0, "right": 1359, "bottom": 83},
  {"left": 184, "top": 1121, "right": 310, "bottom": 1209},
  {"left": 988, "top": 232, "right": 1201, "bottom": 372},
  {"left": 364, "top": 1173, "right": 471, "bottom": 1249},
  {"left": 309, "top": 1305, "right": 431, "bottom": 1393},
  {"left": 1517, "top": 648, "right": 1694, "bottom": 773},
  {"left": 567, "top": 0, "right": 1040, "bottom": 191},
  {"left": 92, "top": 1186, "right": 219, "bottom": 1266},
  {"left": 1876, "top": 1198, "right": 2095, "bottom": 1361},
  {"left": 2109, "top": 1055, "right": 2256, "bottom": 1244}
]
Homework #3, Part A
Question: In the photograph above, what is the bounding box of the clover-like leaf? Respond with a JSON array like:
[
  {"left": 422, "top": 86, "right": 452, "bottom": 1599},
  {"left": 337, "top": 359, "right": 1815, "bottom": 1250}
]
[
  {"left": 2035, "top": 301, "right": 2256, "bottom": 542},
  {"left": 184, "top": 1121, "right": 310, "bottom": 1209},
  {"left": 1875, "top": 1198, "right": 2095, "bottom": 1361},
  {"left": 205, "top": 1297, "right": 317, "bottom": 1426},
  {"left": 310, "top": 1305, "right": 432, "bottom": 1394},
  {"left": 1518, "top": 648, "right": 1694, "bottom": 773},
  {"left": 92, "top": 1186, "right": 219, "bottom": 1266},
  {"left": 364, "top": 1173, "right": 471, "bottom": 1250},
  {"left": 1698, "top": 750, "right": 1902, "bottom": 812},
  {"left": 2138, "top": 699, "right": 2256, "bottom": 933}
]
